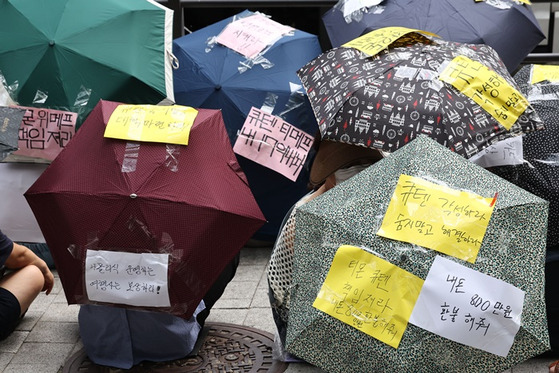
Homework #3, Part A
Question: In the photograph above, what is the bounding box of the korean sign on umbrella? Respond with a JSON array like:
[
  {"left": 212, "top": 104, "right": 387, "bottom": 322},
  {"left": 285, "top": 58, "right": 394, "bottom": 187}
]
[
  {"left": 322, "top": 0, "right": 545, "bottom": 72},
  {"left": 286, "top": 135, "right": 549, "bottom": 372},
  {"left": 172, "top": 10, "right": 322, "bottom": 240},
  {"left": 25, "top": 100, "right": 266, "bottom": 319},
  {"left": 0, "top": 0, "right": 175, "bottom": 127},
  {"left": 297, "top": 27, "right": 543, "bottom": 159}
]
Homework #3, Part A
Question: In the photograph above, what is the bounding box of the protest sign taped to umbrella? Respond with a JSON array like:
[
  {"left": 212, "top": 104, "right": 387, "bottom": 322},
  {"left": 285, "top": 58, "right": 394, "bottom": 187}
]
[
  {"left": 85, "top": 249, "right": 171, "bottom": 308},
  {"left": 469, "top": 136, "right": 524, "bottom": 168},
  {"left": 216, "top": 13, "right": 294, "bottom": 59},
  {"left": 377, "top": 174, "right": 497, "bottom": 263},
  {"left": 313, "top": 245, "right": 424, "bottom": 348},
  {"left": 104, "top": 104, "right": 197, "bottom": 145},
  {"left": 531, "top": 64, "right": 559, "bottom": 84},
  {"left": 342, "top": 26, "right": 439, "bottom": 57},
  {"left": 9, "top": 106, "right": 77, "bottom": 162},
  {"left": 233, "top": 106, "right": 314, "bottom": 181},
  {"left": 439, "top": 55, "right": 529, "bottom": 130},
  {"left": 409, "top": 255, "right": 524, "bottom": 357}
]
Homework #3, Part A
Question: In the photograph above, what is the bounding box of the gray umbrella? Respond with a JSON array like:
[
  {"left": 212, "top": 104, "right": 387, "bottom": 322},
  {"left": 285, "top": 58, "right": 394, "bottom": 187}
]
[
  {"left": 286, "top": 135, "right": 549, "bottom": 372},
  {"left": 0, "top": 106, "right": 26, "bottom": 160}
]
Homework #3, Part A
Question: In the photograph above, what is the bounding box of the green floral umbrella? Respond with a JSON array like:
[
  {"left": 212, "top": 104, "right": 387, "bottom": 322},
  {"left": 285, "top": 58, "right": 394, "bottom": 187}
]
[
  {"left": 286, "top": 135, "right": 549, "bottom": 372},
  {"left": 0, "top": 0, "right": 175, "bottom": 127}
]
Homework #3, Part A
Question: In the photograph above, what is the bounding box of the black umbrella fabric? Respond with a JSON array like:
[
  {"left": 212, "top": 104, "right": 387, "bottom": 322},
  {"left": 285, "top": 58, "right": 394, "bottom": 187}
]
[
  {"left": 297, "top": 28, "right": 543, "bottom": 159},
  {"left": 322, "top": 0, "right": 545, "bottom": 72}
]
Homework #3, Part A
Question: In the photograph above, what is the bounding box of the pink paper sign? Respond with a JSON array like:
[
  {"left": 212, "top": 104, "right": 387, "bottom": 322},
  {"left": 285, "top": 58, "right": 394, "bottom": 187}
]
[
  {"left": 12, "top": 106, "right": 77, "bottom": 161},
  {"left": 216, "top": 14, "right": 294, "bottom": 58},
  {"left": 233, "top": 107, "right": 314, "bottom": 181}
]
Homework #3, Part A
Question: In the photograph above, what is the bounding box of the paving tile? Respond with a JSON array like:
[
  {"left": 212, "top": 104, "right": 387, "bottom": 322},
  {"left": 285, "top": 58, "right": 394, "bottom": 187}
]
[
  {"left": 231, "top": 265, "right": 265, "bottom": 282},
  {"left": 284, "top": 363, "right": 326, "bottom": 373},
  {"left": 220, "top": 281, "right": 258, "bottom": 300},
  {"left": 14, "top": 311, "right": 41, "bottom": 332},
  {"left": 39, "top": 303, "right": 80, "bottom": 322},
  {"left": 0, "top": 331, "right": 28, "bottom": 353},
  {"left": 0, "top": 352, "right": 14, "bottom": 372},
  {"left": 3, "top": 363, "right": 66, "bottom": 373},
  {"left": 250, "top": 285, "right": 271, "bottom": 308},
  {"left": 242, "top": 307, "right": 275, "bottom": 335},
  {"left": 205, "top": 308, "right": 248, "bottom": 325},
  {"left": 8, "top": 342, "right": 74, "bottom": 366},
  {"left": 213, "top": 297, "right": 252, "bottom": 309},
  {"left": 26, "top": 321, "right": 79, "bottom": 343},
  {"left": 511, "top": 356, "right": 556, "bottom": 372}
]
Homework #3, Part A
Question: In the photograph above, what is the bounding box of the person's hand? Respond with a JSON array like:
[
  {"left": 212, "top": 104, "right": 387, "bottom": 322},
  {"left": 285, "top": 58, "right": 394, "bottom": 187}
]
[{"left": 35, "top": 259, "right": 54, "bottom": 295}]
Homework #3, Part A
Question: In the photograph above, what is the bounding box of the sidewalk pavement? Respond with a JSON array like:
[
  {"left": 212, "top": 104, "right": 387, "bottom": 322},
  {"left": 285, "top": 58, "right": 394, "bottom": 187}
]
[{"left": 0, "top": 245, "right": 556, "bottom": 373}]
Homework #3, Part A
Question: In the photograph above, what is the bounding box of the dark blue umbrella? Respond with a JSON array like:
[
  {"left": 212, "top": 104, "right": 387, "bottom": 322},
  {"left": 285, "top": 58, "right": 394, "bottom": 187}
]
[
  {"left": 322, "top": 0, "right": 545, "bottom": 73},
  {"left": 172, "top": 10, "right": 322, "bottom": 241}
]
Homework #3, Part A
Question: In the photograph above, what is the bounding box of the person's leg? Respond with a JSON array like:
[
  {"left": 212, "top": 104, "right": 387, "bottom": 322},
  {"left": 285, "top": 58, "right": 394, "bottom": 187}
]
[
  {"left": 0, "top": 265, "right": 45, "bottom": 316},
  {"left": 0, "top": 288, "right": 21, "bottom": 341}
]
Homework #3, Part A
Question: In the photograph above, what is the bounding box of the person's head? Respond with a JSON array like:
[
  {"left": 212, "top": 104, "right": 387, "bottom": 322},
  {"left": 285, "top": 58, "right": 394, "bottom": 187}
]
[{"left": 309, "top": 140, "right": 384, "bottom": 190}]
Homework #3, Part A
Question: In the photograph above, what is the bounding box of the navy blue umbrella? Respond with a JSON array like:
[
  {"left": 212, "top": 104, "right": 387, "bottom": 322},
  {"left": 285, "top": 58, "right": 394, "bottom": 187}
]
[
  {"left": 322, "top": 0, "right": 545, "bottom": 73},
  {"left": 173, "top": 10, "right": 322, "bottom": 241}
]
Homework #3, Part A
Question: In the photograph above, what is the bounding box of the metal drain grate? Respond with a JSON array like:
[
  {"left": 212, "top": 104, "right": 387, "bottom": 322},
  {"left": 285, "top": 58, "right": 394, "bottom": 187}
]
[{"left": 63, "top": 322, "right": 288, "bottom": 372}]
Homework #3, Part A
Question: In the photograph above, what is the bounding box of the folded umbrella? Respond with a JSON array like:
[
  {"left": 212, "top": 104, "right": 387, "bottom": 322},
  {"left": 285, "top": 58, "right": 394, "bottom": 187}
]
[
  {"left": 322, "top": 0, "right": 545, "bottom": 72},
  {"left": 286, "top": 135, "right": 549, "bottom": 372},
  {"left": 25, "top": 99, "right": 266, "bottom": 319}
]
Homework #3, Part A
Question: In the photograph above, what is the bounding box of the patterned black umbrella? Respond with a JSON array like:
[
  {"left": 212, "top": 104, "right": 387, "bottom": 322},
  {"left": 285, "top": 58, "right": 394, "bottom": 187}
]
[
  {"left": 297, "top": 28, "right": 543, "bottom": 159},
  {"left": 286, "top": 135, "right": 549, "bottom": 373},
  {"left": 491, "top": 65, "right": 559, "bottom": 250}
]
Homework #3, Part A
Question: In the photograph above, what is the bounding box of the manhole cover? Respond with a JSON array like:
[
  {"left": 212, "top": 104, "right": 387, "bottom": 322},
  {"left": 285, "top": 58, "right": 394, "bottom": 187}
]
[{"left": 63, "top": 322, "right": 288, "bottom": 372}]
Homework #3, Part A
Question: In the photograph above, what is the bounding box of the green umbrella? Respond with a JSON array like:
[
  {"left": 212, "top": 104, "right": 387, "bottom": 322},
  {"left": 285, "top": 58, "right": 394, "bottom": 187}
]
[
  {"left": 286, "top": 135, "right": 550, "bottom": 372},
  {"left": 0, "top": 0, "right": 174, "bottom": 127}
]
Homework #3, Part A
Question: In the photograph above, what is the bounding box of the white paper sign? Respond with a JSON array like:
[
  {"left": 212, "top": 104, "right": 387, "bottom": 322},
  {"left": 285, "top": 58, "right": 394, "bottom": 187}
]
[
  {"left": 409, "top": 255, "right": 524, "bottom": 357},
  {"left": 0, "top": 163, "right": 48, "bottom": 242},
  {"left": 342, "top": 0, "right": 383, "bottom": 17},
  {"left": 469, "top": 136, "right": 524, "bottom": 168},
  {"left": 85, "top": 250, "right": 171, "bottom": 308}
]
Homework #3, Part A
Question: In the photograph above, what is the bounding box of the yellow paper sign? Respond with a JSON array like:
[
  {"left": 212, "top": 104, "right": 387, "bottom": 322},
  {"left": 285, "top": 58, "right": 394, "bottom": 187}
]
[
  {"left": 439, "top": 55, "right": 529, "bottom": 130},
  {"left": 104, "top": 105, "right": 198, "bottom": 145},
  {"left": 313, "top": 245, "right": 424, "bottom": 348},
  {"left": 342, "top": 26, "right": 439, "bottom": 57},
  {"left": 531, "top": 64, "right": 559, "bottom": 84},
  {"left": 377, "top": 174, "right": 496, "bottom": 263}
]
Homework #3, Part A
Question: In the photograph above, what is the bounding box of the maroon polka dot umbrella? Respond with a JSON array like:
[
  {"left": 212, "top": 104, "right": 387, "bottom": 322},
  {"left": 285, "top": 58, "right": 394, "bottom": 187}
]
[{"left": 24, "top": 99, "right": 265, "bottom": 319}]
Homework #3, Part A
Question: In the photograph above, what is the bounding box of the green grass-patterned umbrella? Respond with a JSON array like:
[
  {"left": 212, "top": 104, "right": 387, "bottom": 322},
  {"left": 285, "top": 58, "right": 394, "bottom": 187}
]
[
  {"left": 286, "top": 135, "right": 549, "bottom": 372},
  {"left": 0, "top": 0, "right": 175, "bottom": 127}
]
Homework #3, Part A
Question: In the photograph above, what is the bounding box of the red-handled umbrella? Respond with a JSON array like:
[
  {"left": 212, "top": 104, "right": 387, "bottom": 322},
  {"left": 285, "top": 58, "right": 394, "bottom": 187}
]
[{"left": 24, "top": 99, "right": 265, "bottom": 319}]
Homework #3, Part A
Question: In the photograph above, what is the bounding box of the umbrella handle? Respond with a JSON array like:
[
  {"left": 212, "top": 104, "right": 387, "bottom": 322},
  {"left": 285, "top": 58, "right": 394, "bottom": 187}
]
[{"left": 168, "top": 50, "right": 179, "bottom": 70}]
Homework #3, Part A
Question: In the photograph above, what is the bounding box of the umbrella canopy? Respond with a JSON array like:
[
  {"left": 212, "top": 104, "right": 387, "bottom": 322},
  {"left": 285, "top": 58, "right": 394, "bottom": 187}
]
[
  {"left": 490, "top": 64, "right": 559, "bottom": 249},
  {"left": 0, "top": 106, "right": 26, "bottom": 160},
  {"left": 285, "top": 135, "right": 550, "bottom": 372},
  {"left": 297, "top": 28, "right": 543, "bottom": 159},
  {"left": 0, "top": 0, "right": 175, "bottom": 127},
  {"left": 322, "top": 0, "right": 545, "bottom": 73},
  {"left": 24, "top": 99, "right": 266, "bottom": 319},
  {"left": 172, "top": 10, "right": 322, "bottom": 240}
]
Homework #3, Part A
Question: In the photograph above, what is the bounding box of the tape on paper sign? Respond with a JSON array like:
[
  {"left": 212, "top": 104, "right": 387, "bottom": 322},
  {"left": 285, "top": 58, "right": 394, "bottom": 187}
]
[
  {"left": 439, "top": 55, "right": 529, "bottom": 130},
  {"left": 104, "top": 104, "right": 197, "bottom": 145},
  {"left": 377, "top": 174, "right": 496, "bottom": 263},
  {"left": 313, "top": 245, "right": 424, "bottom": 348},
  {"left": 343, "top": 26, "right": 439, "bottom": 57},
  {"left": 85, "top": 249, "right": 171, "bottom": 308}
]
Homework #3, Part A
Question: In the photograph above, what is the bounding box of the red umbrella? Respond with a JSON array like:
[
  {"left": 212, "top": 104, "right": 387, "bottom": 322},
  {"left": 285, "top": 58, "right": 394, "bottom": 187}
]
[{"left": 25, "top": 100, "right": 265, "bottom": 319}]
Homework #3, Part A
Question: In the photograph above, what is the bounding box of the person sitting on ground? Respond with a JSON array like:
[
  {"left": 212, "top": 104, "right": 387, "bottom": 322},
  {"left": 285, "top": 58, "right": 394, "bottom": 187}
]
[
  {"left": 267, "top": 139, "right": 384, "bottom": 361},
  {"left": 0, "top": 229, "right": 54, "bottom": 341}
]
